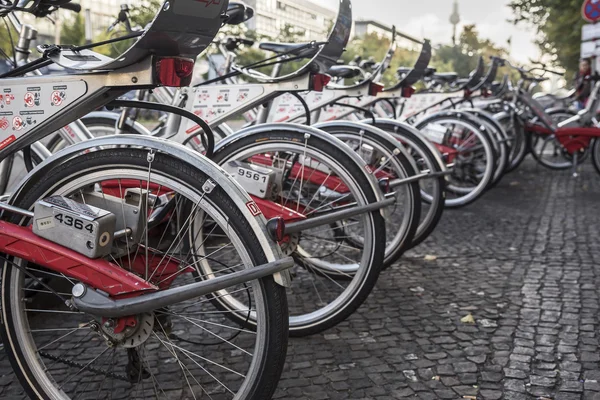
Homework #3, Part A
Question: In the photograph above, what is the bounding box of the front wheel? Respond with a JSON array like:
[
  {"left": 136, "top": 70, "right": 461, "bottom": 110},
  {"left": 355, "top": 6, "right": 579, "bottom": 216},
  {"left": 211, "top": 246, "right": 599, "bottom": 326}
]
[{"left": 1, "top": 147, "right": 288, "bottom": 400}]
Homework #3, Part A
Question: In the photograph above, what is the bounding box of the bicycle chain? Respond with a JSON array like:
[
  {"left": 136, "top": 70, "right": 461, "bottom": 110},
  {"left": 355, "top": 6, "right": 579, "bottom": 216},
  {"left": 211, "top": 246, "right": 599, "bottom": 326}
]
[{"left": 39, "top": 351, "right": 130, "bottom": 382}]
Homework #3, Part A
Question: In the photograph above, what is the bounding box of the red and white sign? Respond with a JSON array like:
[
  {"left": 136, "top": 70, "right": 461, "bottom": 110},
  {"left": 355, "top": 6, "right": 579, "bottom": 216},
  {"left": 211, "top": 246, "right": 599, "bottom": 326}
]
[
  {"left": 246, "top": 201, "right": 262, "bottom": 217},
  {"left": 583, "top": 0, "right": 600, "bottom": 23},
  {"left": 51, "top": 91, "right": 65, "bottom": 106},
  {"left": 0, "top": 134, "right": 16, "bottom": 150},
  {"left": 12, "top": 116, "right": 23, "bottom": 131}
]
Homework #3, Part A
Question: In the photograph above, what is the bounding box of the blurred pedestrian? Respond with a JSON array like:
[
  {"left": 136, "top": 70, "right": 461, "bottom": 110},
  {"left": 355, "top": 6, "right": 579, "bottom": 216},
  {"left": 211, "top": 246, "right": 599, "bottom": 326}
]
[{"left": 574, "top": 58, "right": 596, "bottom": 109}]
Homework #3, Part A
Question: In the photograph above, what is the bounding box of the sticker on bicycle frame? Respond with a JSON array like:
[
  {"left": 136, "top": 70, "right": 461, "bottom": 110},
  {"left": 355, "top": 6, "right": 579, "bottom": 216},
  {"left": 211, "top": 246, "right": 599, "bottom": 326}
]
[
  {"left": 317, "top": 97, "right": 361, "bottom": 122},
  {"left": 182, "top": 86, "right": 265, "bottom": 135},
  {"left": 400, "top": 93, "right": 462, "bottom": 120},
  {"left": 0, "top": 92, "right": 15, "bottom": 108},
  {"left": 51, "top": 90, "right": 66, "bottom": 106},
  {"left": 24, "top": 91, "right": 40, "bottom": 108},
  {"left": 246, "top": 201, "right": 262, "bottom": 217},
  {"left": 267, "top": 91, "right": 337, "bottom": 123},
  {"left": 0, "top": 134, "right": 16, "bottom": 150},
  {"left": 0, "top": 81, "right": 87, "bottom": 149}
]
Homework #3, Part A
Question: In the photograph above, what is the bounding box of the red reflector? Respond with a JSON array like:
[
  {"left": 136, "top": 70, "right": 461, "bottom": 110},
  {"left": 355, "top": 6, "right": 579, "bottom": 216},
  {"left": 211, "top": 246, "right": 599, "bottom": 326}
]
[
  {"left": 266, "top": 217, "right": 286, "bottom": 242},
  {"left": 401, "top": 86, "right": 416, "bottom": 98},
  {"left": 378, "top": 178, "right": 390, "bottom": 193},
  {"left": 369, "top": 82, "right": 385, "bottom": 96},
  {"left": 156, "top": 57, "right": 195, "bottom": 87},
  {"left": 312, "top": 74, "right": 331, "bottom": 92}
]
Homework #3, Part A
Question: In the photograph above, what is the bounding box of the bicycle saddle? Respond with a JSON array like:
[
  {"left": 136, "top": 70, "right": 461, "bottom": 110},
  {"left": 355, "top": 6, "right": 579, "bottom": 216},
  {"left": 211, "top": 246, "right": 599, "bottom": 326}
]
[
  {"left": 259, "top": 42, "right": 318, "bottom": 58},
  {"left": 327, "top": 65, "right": 362, "bottom": 79},
  {"left": 407, "top": 67, "right": 435, "bottom": 77},
  {"left": 359, "top": 58, "right": 376, "bottom": 70},
  {"left": 432, "top": 72, "right": 458, "bottom": 82},
  {"left": 224, "top": 2, "right": 254, "bottom": 25}
]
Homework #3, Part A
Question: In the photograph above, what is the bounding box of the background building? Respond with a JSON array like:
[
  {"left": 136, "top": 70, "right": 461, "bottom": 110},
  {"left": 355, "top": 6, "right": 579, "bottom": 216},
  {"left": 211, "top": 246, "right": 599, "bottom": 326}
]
[
  {"left": 18, "top": 0, "right": 145, "bottom": 44},
  {"left": 245, "top": 0, "right": 336, "bottom": 40}
]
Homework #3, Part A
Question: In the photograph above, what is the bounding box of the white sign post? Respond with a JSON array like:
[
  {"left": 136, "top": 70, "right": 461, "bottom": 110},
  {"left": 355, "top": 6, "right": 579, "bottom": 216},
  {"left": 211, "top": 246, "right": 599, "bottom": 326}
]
[{"left": 581, "top": 23, "right": 600, "bottom": 71}]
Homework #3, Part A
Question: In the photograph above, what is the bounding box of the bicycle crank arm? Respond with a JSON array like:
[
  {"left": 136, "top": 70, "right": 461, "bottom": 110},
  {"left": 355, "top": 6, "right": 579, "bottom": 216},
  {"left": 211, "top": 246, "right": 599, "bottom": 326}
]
[
  {"left": 72, "top": 257, "right": 295, "bottom": 318},
  {"left": 285, "top": 198, "right": 396, "bottom": 235}
]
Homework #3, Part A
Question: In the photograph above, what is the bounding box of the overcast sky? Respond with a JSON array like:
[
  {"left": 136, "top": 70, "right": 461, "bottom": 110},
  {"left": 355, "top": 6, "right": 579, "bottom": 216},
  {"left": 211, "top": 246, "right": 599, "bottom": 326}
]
[{"left": 323, "top": 0, "right": 541, "bottom": 64}]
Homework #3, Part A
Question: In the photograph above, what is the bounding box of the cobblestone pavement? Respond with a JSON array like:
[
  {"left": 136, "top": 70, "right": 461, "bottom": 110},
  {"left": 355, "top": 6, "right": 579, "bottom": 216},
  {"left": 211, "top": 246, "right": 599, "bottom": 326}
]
[{"left": 1, "top": 159, "right": 600, "bottom": 399}]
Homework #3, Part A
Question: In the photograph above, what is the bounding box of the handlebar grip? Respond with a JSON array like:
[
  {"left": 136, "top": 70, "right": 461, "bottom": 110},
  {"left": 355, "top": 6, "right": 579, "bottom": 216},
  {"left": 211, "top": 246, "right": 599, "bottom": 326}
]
[
  {"left": 60, "top": 2, "right": 81, "bottom": 12},
  {"left": 239, "top": 38, "right": 254, "bottom": 46}
]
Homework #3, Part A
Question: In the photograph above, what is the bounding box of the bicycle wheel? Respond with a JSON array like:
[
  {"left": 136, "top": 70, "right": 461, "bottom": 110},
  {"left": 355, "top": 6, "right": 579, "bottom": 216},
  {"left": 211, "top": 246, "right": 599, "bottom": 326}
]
[
  {"left": 368, "top": 120, "right": 446, "bottom": 248},
  {"left": 1, "top": 148, "right": 288, "bottom": 400},
  {"left": 528, "top": 110, "right": 580, "bottom": 170},
  {"left": 494, "top": 111, "right": 528, "bottom": 173},
  {"left": 415, "top": 114, "right": 496, "bottom": 208},
  {"left": 210, "top": 128, "right": 385, "bottom": 337},
  {"left": 591, "top": 139, "right": 600, "bottom": 175},
  {"left": 463, "top": 109, "right": 509, "bottom": 188},
  {"left": 314, "top": 122, "right": 421, "bottom": 266}
]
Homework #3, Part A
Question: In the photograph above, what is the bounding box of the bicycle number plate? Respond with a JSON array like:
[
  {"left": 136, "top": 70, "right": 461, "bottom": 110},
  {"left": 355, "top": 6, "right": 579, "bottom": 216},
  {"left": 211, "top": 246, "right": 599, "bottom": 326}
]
[
  {"left": 32, "top": 196, "right": 116, "bottom": 259},
  {"left": 421, "top": 123, "right": 448, "bottom": 144},
  {"left": 224, "top": 161, "right": 277, "bottom": 199},
  {"left": 359, "top": 144, "right": 376, "bottom": 164}
]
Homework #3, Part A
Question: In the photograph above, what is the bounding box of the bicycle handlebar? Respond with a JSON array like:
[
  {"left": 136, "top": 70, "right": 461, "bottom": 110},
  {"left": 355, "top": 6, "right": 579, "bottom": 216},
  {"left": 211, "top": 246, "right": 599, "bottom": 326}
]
[
  {"left": 59, "top": 2, "right": 80, "bottom": 13},
  {"left": 492, "top": 56, "right": 563, "bottom": 82}
]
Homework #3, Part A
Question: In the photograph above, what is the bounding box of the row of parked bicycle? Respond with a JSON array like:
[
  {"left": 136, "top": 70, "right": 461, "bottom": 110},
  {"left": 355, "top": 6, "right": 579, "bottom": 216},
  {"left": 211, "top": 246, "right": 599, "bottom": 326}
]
[{"left": 0, "top": 0, "right": 597, "bottom": 399}]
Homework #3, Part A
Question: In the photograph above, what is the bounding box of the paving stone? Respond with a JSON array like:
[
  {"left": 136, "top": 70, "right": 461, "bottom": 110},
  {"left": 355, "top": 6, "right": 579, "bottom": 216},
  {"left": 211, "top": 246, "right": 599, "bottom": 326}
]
[
  {"left": 1, "top": 160, "right": 599, "bottom": 400},
  {"left": 452, "top": 362, "right": 477, "bottom": 373},
  {"left": 480, "top": 389, "right": 503, "bottom": 400},
  {"left": 530, "top": 375, "right": 556, "bottom": 387}
]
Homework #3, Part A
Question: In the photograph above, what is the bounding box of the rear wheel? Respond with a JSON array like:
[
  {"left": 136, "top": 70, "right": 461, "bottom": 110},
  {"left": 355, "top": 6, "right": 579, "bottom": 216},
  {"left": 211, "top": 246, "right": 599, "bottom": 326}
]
[
  {"left": 211, "top": 130, "right": 386, "bottom": 337},
  {"left": 316, "top": 123, "right": 421, "bottom": 266},
  {"left": 1, "top": 148, "right": 288, "bottom": 400},
  {"left": 494, "top": 111, "right": 527, "bottom": 173},
  {"left": 370, "top": 121, "right": 446, "bottom": 248},
  {"left": 528, "top": 110, "right": 583, "bottom": 170},
  {"left": 416, "top": 116, "right": 496, "bottom": 208}
]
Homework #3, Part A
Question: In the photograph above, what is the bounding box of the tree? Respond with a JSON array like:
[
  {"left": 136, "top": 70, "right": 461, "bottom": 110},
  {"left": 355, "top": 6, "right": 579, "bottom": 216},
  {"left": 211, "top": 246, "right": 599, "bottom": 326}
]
[
  {"left": 0, "top": 22, "right": 18, "bottom": 68},
  {"left": 60, "top": 13, "right": 86, "bottom": 46},
  {"left": 342, "top": 32, "right": 419, "bottom": 86},
  {"left": 433, "top": 24, "right": 508, "bottom": 78},
  {"left": 509, "top": 0, "right": 583, "bottom": 76},
  {"left": 129, "top": 0, "right": 163, "bottom": 28}
]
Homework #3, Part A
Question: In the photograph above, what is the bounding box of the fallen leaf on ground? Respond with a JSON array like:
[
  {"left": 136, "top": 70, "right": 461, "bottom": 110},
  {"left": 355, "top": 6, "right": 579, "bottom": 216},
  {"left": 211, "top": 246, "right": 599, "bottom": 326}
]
[{"left": 461, "top": 313, "right": 475, "bottom": 324}]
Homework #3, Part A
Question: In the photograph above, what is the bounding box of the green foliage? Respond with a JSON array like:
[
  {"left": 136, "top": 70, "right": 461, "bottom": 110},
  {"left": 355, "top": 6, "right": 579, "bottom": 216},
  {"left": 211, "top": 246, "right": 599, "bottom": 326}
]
[
  {"left": 129, "top": 0, "right": 163, "bottom": 27},
  {"left": 509, "top": 0, "right": 584, "bottom": 76},
  {"left": 0, "top": 19, "right": 18, "bottom": 66},
  {"left": 343, "top": 33, "right": 419, "bottom": 86},
  {"left": 61, "top": 13, "right": 86, "bottom": 46},
  {"left": 433, "top": 25, "right": 508, "bottom": 77}
]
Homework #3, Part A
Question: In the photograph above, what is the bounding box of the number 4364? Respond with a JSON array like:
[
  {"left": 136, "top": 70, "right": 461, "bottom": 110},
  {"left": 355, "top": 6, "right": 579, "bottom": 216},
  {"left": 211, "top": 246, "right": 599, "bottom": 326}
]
[{"left": 55, "top": 213, "right": 94, "bottom": 233}]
